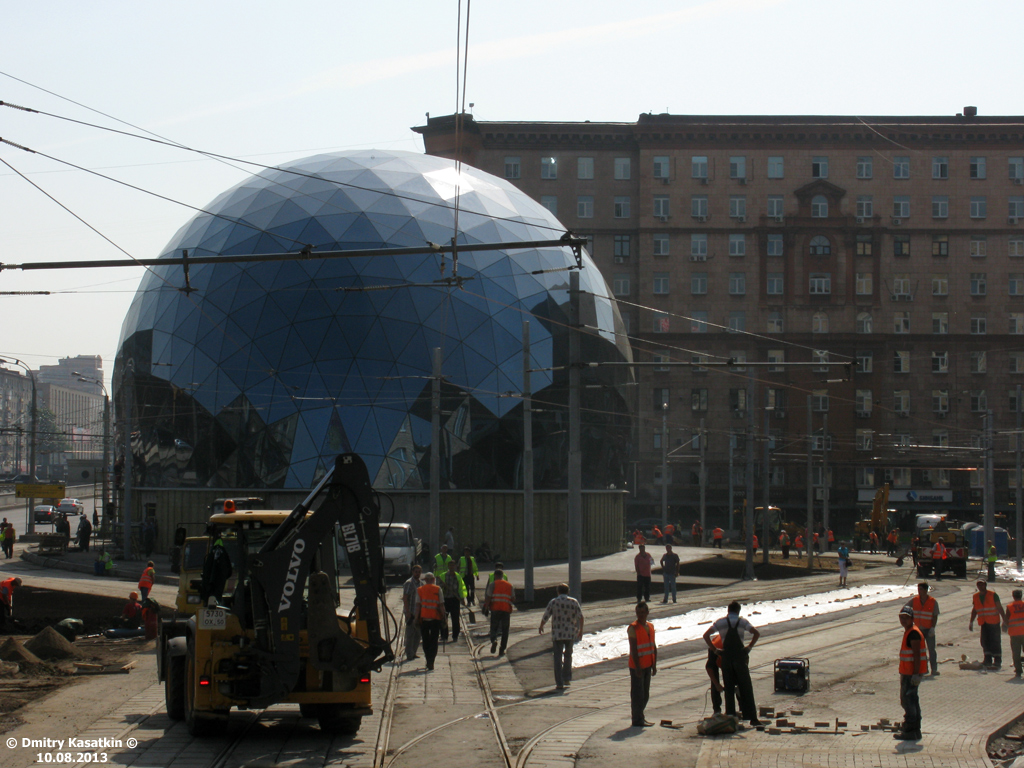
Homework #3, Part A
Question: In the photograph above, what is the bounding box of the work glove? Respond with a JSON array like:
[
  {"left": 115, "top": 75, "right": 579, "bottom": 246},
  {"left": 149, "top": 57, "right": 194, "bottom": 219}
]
[{"left": 910, "top": 674, "right": 922, "bottom": 687}]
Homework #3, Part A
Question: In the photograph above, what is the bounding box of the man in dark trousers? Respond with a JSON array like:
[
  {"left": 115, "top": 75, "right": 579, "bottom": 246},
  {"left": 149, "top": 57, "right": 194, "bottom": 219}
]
[
  {"left": 969, "top": 577, "right": 1007, "bottom": 669},
  {"left": 628, "top": 601, "right": 657, "bottom": 727},
  {"left": 894, "top": 604, "right": 925, "bottom": 740},
  {"left": 703, "top": 601, "right": 761, "bottom": 726},
  {"left": 416, "top": 572, "right": 446, "bottom": 670}
]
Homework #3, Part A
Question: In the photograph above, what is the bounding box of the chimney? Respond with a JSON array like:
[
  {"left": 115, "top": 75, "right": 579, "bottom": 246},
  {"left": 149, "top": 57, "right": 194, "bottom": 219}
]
[{"left": 964, "top": 106, "right": 978, "bottom": 117}]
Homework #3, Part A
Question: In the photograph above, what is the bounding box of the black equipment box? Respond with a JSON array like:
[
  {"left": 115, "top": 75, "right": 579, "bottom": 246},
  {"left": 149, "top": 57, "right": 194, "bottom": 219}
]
[{"left": 774, "top": 657, "right": 810, "bottom": 693}]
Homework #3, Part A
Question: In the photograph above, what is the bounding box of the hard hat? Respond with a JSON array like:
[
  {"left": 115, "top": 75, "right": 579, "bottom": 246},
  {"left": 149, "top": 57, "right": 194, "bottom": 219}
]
[
  {"left": 899, "top": 605, "right": 914, "bottom": 617},
  {"left": 130, "top": 591, "right": 139, "bottom": 600}
]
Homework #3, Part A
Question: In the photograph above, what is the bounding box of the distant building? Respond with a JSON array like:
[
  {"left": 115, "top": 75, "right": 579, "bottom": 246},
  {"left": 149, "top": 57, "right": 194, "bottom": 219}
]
[
  {"left": 0, "top": 367, "right": 33, "bottom": 474},
  {"left": 416, "top": 110, "right": 1024, "bottom": 524}
]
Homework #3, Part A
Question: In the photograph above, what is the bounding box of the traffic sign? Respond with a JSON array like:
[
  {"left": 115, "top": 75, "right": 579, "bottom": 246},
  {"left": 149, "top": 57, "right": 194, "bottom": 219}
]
[{"left": 15, "top": 483, "right": 65, "bottom": 499}]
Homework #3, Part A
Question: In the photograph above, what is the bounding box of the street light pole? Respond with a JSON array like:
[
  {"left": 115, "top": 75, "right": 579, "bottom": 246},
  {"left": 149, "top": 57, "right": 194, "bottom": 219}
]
[{"left": 75, "top": 373, "right": 110, "bottom": 527}]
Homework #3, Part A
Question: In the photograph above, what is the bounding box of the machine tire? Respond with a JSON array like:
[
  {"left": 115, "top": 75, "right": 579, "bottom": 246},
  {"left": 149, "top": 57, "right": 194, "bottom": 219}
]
[
  {"left": 165, "top": 653, "right": 185, "bottom": 721},
  {"left": 316, "top": 704, "right": 361, "bottom": 735},
  {"left": 185, "top": 638, "right": 225, "bottom": 737},
  {"left": 299, "top": 703, "right": 318, "bottom": 719},
  {"left": 956, "top": 564, "right": 968, "bottom": 579},
  {"left": 917, "top": 566, "right": 929, "bottom": 578}
]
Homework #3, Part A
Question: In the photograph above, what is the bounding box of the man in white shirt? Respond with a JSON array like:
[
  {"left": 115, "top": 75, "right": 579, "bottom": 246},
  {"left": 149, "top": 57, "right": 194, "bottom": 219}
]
[
  {"left": 702, "top": 601, "right": 761, "bottom": 726},
  {"left": 538, "top": 583, "right": 585, "bottom": 690}
]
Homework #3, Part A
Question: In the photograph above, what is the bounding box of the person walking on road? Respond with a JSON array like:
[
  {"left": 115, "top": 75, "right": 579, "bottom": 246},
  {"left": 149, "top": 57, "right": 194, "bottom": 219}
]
[
  {"left": 484, "top": 567, "right": 515, "bottom": 655},
  {"left": 837, "top": 542, "right": 851, "bottom": 587},
  {"left": 77, "top": 515, "right": 92, "bottom": 553},
  {"left": 894, "top": 604, "right": 926, "bottom": 741},
  {"left": 458, "top": 546, "right": 479, "bottom": 606},
  {"left": 138, "top": 561, "right": 156, "bottom": 600},
  {"left": 0, "top": 576, "right": 22, "bottom": 631},
  {"left": 987, "top": 540, "right": 998, "bottom": 582},
  {"left": 660, "top": 544, "right": 680, "bottom": 604},
  {"left": 932, "top": 539, "right": 948, "bottom": 580},
  {"left": 417, "top": 572, "right": 446, "bottom": 670},
  {"left": 969, "top": 578, "right": 1007, "bottom": 669},
  {"left": 538, "top": 583, "right": 584, "bottom": 690},
  {"left": 634, "top": 544, "right": 654, "bottom": 603},
  {"left": 692, "top": 520, "right": 703, "bottom": 547},
  {"left": 442, "top": 560, "right": 467, "bottom": 642},
  {"left": 703, "top": 601, "right": 761, "bottom": 727},
  {"left": 779, "top": 529, "right": 790, "bottom": 559},
  {"left": 794, "top": 533, "right": 804, "bottom": 559},
  {"left": 1006, "top": 588, "right": 1024, "bottom": 678},
  {"left": 908, "top": 582, "right": 940, "bottom": 675},
  {"left": 445, "top": 526, "right": 456, "bottom": 553},
  {"left": 434, "top": 545, "right": 454, "bottom": 580},
  {"left": 628, "top": 601, "right": 657, "bottom": 727},
  {"left": 712, "top": 527, "right": 724, "bottom": 548},
  {"left": 402, "top": 564, "right": 423, "bottom": 661}
]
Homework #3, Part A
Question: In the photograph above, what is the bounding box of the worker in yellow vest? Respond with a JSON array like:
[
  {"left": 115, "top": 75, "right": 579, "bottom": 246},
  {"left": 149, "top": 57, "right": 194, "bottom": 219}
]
[
  {"left": 441, "top": 560, "right": 468, "bottom": 642},
  {"left": 1005, "top": 588, "right": 1024, "bottom": 678},
  {"left": 909, "top": 582, "right": 940, "bottom": 675},
  {"left": 628, "top": 601, "right": 657, "bottom": 727},
  {"left": 484, "top": 568, "right": 515, "bottom": 656},
  {"left": 416, "top": 572, "right": 446, "bottom": 670},
  {"left": 988, "top": 540, "right": 999, "bottom": 582},
  {"left": 458, "top": 547, "right": 479, "bottom": 605},
  {"left": 434, "top": 545, "right": 454, "bottom": 580},
  {"left": 894, "top": 605, "right": 926, "bottom": 741},
  {"left": 969, "top": 578, "right": 1007, "bottom": 669}
]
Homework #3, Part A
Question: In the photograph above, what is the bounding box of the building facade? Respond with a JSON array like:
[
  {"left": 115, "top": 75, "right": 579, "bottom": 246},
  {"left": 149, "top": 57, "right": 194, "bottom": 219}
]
[
  {"left": 416, "top": 111, "right": 1024, "bottom": 529},
  {"left": 0, "top": 367, "right": 33, "bottom": 475}
]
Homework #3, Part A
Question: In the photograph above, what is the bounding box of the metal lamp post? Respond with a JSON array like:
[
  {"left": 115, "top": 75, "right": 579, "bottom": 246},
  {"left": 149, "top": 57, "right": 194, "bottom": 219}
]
[{"left": 74, "top": 372, "right": 110, "bottom": 529}]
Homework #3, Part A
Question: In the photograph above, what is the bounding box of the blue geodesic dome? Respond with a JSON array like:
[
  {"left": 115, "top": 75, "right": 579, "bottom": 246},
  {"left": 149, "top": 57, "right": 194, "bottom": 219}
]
[{"left": 114, "top": 150, "right": 633, "bottom": 489}]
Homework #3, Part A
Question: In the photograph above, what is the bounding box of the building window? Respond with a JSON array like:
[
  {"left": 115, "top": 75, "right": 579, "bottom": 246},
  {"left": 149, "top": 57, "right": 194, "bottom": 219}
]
[
  {"left": 1010, "top": 197, "right": 1024, "bottom": 219},
  {"left": 653, "top": 234, "right": 670, "bottom": 256},
  {"left": 895, "top": 390, "right": 910, "bottom": 415},
  {"left": 971, "top": 314, "right": 987, "bottom": 334},
  {"left": 730, "top": 156, "right": 746, "bottom": 180},
  {"left": 856, "top": 234, "right": 873, "bottom": 256},
  {"left": 767, "top": 273, "right": 784, "bottom": 295},
  {"left": 729, "top": 234, "right": 746, "bottom": 256},
  {"left": 971, "top": 273, "right": 987, "bottom": 296},
  {"left": 894, "top": 234, "right": 911, "bottom": 257},
  {"left": 809, "top": 273, "right": 831, "bottom": 295},
  {"left": 971, "top": 156, "right": 987, "bottom": 179},
  {"left": 767, "top": 234, "right": 783, "bottom": 256},
  {"left": 731, "top": 350, "right": 747, "bottom": 372},
  {"left": 970, "top": 351, "right": 987, "bottom": 374},
  {"left": 932, "top": 312, "right": 948, "bottom": 334},
  {"left": 767, "top": 312, "right": 784, "bottom": 333},
  {"left": 932, "top": 234, "right": 949, "bottom": 257},
  {"left": 894, "top": 351, "right": 910, "bottom": 373},
  {"left": 653, "top": 388, "right": 670, "bottom": 410},
  {"left": 613, "top": 274, "right": 630, "bottom": 296},
  {"left": 1010, "top": 273, "right": 1024, "bottom": 297},
  {"left": 654, "top": 312, "right": 671, "bottom": 333},
  {"left": 1012, "top": 313, "right": 1024, "bottom": 335},
  {"left": 970, "top": 196, "right": 987, "bottom": 219},
  {"left": 856, "top": 390, "right": 873, "bottom": 415},
  {"left": 892, "top": 274, "right": 911, "bottom": 298},
  {"left": 1009, "top": 237, "right": 1024, "bottom": 259},
  {"left": 615, "top": 157, "right": 632, "bottom": 180},
  {"left": 894, "top": 311, "right": 910, "bottom": 334},
  {"left": 812, "top": 312, "right": 829, "bottom": 334},
  {"left": 691, "top": 195, "right": 709, "bottom": 218},
  {"left": 541, "top": 196, "right": 557, "bottom": 215},
  {"left": 614, "top": 196, "right": 631, "bottom": 218},
  {"left": 932, "top": 274, "right": 948, "bottom": 296},
  {"left": 932, "top": 196, "right": 949, "bottom": 218},
  {"left": 766, "top": 195, "right": 784, "bottom": 218},
  {"left": 932, "top": 390, "right": 948, "bottom": 413},
  {"left": 857, "top": 156, "right": 873, "bottom": 179},
  {"left": 768, "top": 349, "right": 785, "bottom": 371},
  {"left": 691, "top": 389, "right": 708, "bottom": 411},
  {"left": 767, "top": 156, "right": 784, "bottom": 178},
  {"left": 970, "top": 236, "right": 987, "bottom": 258},
  {"left": 856, "top": 196, "right": 873, "bottom": 218},
  {"left": 971, "top": 390, "right": 988, "bottom": 412},
  {"left": 812, "top": 156, "right": 829, "bottom": 178},
  {"left": 811, "top": 195, "right": 828, "bottom": 218},
  {"left": 812, "top": 389, "right": 829, "bottom": 412},
  {"left": 577, "top": 157, "right": 594, "bottom": 180},
  {"left": 690, "top": 272, "right": 707, "bottom": 295},
  {"left": 730, "top": 196, "right": 747, "bottom": 219},
  {"left": 932, "top": 351, "right": 948, "bottom": 374},
  {"left": 577, "top": 195, "right": 594, "bottom": 219},
  {"left": 614, "top": 234, "right": 631, "bottom": 260},
  {"left": 932, "top": 156, "right": 948, "bottom": 179},
  {"left": 504, "top": 156, "right": 521, "bottom": 179},
  {"left": 653, "top": 195, "right": 670, "bottom": 219},
  {"left": 894, "top": 157, "right": 910, "bottom": 179},
  {"left": 809, "top": 235, "right": 830, "bottom": 255},
  {"left": 690, "top": 311, "right": 708, "bottom": 333},
  {"left": 728, "top": 311, "right": 746, "bottom": 332},
  {"left": 691, "top": 234, "right": 708, "bottom": 259},
  {"left": 856, "top": 311, "right": 872, "bottom": 334},
  {"left": 651, "top": 156, "right": 669, "bottom": 180},
  {"left": 856, "top": 272, "right": 873, "bottom": 296},
  {"left": 692, "top": 156, "right": 708, "bottom": 179},
  {"left": 893, "top": 196, "right": 910, "bottom": 218},
  {"left": 857, "top": 467, "right": 876, "bottom": 487},
  {"left": 1011, "top": 352, "right": 1024, "bottom": 374},
  {"left": 730, "top": 389, "right": 749, "bottom": 413},
  {"left": 729, "top": 272, "right": 746, "bottom": 295},
  {"left": 857, "top": 350, "right": 873, "bottom": 373},
  {"left": 541, "top": 157, "right": 558, "bottom": 179},
  {"left": 652, "top": 273, "right": 670, "bottom": 295},
  {"left": 1011, "top": 157, "right": 1024, "bottom": 181}
]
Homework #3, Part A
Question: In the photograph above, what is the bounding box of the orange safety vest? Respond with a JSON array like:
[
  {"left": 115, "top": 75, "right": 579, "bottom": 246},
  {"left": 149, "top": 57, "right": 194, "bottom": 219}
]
[
  {"left": 692, "top": 523, "right": 700, "bottom": 535},
  {"left": 827, "top": 530, "right": 834, "bottom": 542},
  {"left": 899, "top": 625, "right": 928, "bottom": 675},
  {"left": 933, "top": 541, "right": 947, "bottom": 559},
  {"left": 752, "top": 534, "right": 759, "bottom": 548},
  {"left": 417, "top": 583, "right": 443, "bottom": 620},
  {"left": 910, "top": 595, "right": 937, "bottom": 630},
  {"left": 711, "top": 633, "right": 723, "bottom": 668},
  {"left": 652, "top": 526, "right": 662, "bottom": 539},
  {"left": 0, "top": 577, "right": 16, "bottom": 608},
  {"left": 713, "top": 528, "right": 723, "bottom": 540},
  {"left": 489, "top": 578, "right": 514, "bottom": 612},
  {"left": 813, "top": 532, "right": 820, "bottom": 543},
  {"left": 633, "top": 531, "right": 646, "bottom": 545},
  {"left": 628, "top": 620, "right": 656, "bottom": 669},
  {"left": 888, "top": 531, "right": 898, "bottom": 544},
  {"left": 974, "top": 590, "right": 1000, "bottom": 625},
  {"left": 795, "top": 535, "right": 804, "bottom": 549},
  {"left": 1008, "top": 600, "right": 1024, "bottom": 637},
  {"left": 138, "top": 567, "right": 155, "bottom": 590},
  {"left": 664, "top": 524, "right": 675, "bottom": 537},
  {"left": 779, "top": 531, "right": 790, "bottom": 545},
  {"left": 869, "top": 532, "right": 878, "bottom": 543}
]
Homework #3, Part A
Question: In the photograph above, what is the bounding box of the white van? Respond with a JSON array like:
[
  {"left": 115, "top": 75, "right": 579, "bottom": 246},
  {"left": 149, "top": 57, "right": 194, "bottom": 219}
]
[{"left": 337, "top": 522, "right": 420, "bottom": 577}]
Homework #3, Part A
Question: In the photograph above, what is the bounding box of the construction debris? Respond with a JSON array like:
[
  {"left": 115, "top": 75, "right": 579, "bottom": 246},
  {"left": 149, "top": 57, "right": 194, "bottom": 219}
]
[{"left": 25, "top": 626, "right": 83, "bottom": 661}]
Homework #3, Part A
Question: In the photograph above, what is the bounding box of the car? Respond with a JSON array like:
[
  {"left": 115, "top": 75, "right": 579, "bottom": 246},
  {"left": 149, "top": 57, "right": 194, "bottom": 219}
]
[
  {"left": 56, "top": 498, "right": 85, "bottom": 516},
  {"left": 33, "top": 505, "right": 57, "bottom": 524},
  {"left": 335, "top": 522, "right": 420, "bottom": 577}
]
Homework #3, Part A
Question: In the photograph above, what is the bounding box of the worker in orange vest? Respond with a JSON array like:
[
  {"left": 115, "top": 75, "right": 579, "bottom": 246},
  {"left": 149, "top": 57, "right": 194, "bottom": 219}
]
[
  {"left": 887, "top": 529, "right": 899, "bottom": 557},
  {"left": 1005, "top": 588, "right": 1024, "bottom": 678},
  {"left": 416, "top": 572, "right": 446, "bottom": 670},
  {"left": 138, "top": 560, "right": 156, "bottom": 600},
  {"left": 794, "top": 533, "right": 804, "bottom": 558},
  {"left": 932, "top": 539, "right": 948, "bottom": 580},
  {"left": 894, "top": 605, "right": 926, "bottom": 741},
  {"left": 692, "top": 521, "right": 702, "bottom": 547},
  {"left": 909, "top": 582, "right": 940, "bottom": 675},
  {"left": 970, "top": 578, "right": 1007, "bottom": 669},
  {"left": 779, "top": 530, "right": 791, "bottom": 559},
  {"left": 484, "top": 567, "right": 515, "bottom": 656},
  {"left": 628, "top": 601, "right": 657, "bottom": 727},
  {"left": 705, "top": 634, "right": 725, "bottom": 714},
  {"left": 651, "top": 525, "right": 662, "bottom": 544},
  {"left": 868, "top": 530, "right": 879, "bottom": 554},
  {"left": 826, "top": 529, "right": 835, "bottom": 552},
  {"left": 633, "top": 530, "right": 646, "bottom": 546},
  {"left": 752, "top": 534, "right": 759, "bottom": 556},
  {"left": 0, "top": 576, "right": 22, "bottom": 631},
  {"left": 712, "top": 527, "right": 724, "bottom": 549},
  {"left": 663, "top": 523, "right": 675, "bottom": 544}
]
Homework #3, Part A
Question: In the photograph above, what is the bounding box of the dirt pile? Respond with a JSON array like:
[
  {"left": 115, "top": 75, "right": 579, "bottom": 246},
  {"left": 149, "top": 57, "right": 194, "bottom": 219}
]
[
  {"left": 0, "top": 637, "right": 43, "bottom": 665},
  {"left": 24, "top": 626, "right": 82, "bottom": 661}
]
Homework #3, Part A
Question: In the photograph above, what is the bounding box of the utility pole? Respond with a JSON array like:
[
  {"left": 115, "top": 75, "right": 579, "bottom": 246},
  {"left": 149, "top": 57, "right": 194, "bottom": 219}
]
[
  {"left": 123, "top": 372, "right": 133, "bottom": 560},
  {"left": 806, "top": 396, "right": 814, "bottom": 569},
  {"left": 523, "top": 322, "right": 535, "bottom": 602},
  {"left": 984, "top": 410, "right": 995, "bottom": 554},
  {"left": 567, "top": 270, "right": 582, "bottom": 600},
  {"left": 1017, "top": 385, "right": 1022, "bottom": 572},
  {"left": 762, "top": 405, "right": 770, "bottom": 566},
  {"left": 822, "top": 411, "right": 830, "bottom": 544},
  {"left": 660, "top": 402, "right": 668, "bottom": 529},
  {"left": 699, "top": 417, "right": 706, "bottom": 541},
  {"left": 744, "top": 367, "right": 755, "bottom": 581},
  {"left": 727, "top": 434, "right": 734, "bottom": 533},
  {"left": 430, "top": 347, "right": 441, "bottom": 558}
]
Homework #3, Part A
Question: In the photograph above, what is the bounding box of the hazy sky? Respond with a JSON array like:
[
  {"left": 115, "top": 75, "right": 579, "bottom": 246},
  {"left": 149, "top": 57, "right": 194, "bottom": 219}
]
[{"left": 1, "top": 0, "right": 1019, "bottom": 386}]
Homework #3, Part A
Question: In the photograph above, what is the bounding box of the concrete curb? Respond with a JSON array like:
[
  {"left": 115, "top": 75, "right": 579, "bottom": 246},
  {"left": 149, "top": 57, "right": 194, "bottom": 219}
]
[{"left": 19, "top": 550, "right": 178, "bottom": 586}]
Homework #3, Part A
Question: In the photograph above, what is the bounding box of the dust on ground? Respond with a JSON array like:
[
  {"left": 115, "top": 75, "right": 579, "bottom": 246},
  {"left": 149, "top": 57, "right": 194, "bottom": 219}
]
[{"left": 0, "top": 585, "right": 162, "bottom": 734}]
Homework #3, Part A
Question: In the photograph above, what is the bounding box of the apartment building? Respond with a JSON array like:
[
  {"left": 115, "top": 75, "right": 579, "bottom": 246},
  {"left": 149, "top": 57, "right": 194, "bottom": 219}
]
[{"left": 415, "top": 111, "right": 1024, "bottom": 527}]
